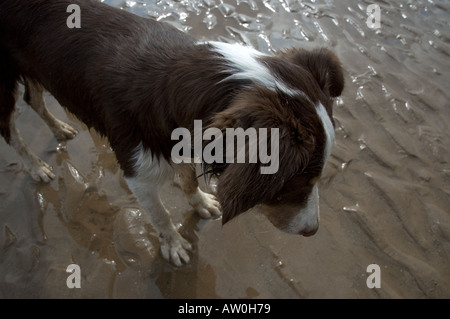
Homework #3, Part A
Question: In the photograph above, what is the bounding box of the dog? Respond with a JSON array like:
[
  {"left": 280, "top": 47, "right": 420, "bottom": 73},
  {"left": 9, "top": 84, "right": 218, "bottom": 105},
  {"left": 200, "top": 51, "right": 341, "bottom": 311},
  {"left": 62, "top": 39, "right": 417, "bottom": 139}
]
[{"left": 0, "top": 0, "right": 344, "bottom": 266}]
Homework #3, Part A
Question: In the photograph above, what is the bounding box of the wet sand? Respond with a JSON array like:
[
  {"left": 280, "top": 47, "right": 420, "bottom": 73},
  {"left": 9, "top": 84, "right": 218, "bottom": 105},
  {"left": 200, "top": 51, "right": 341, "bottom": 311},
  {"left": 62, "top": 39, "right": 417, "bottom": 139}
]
[{"left": 0, "top": 0, "right": 449, "bottom": 298}]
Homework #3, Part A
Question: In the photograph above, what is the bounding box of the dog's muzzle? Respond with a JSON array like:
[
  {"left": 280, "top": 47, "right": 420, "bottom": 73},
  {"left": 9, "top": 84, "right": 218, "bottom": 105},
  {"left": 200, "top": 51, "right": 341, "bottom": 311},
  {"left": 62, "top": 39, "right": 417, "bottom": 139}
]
[{"left": 261, "top": 185, "right": 320, "bottom": 236}]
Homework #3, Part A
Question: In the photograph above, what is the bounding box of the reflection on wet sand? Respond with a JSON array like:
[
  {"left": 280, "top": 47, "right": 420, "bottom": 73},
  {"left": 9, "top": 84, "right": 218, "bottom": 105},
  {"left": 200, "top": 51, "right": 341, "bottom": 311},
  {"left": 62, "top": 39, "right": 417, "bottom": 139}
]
[{"left": 1, "top": 0, "right": 449, "bottom": 298}]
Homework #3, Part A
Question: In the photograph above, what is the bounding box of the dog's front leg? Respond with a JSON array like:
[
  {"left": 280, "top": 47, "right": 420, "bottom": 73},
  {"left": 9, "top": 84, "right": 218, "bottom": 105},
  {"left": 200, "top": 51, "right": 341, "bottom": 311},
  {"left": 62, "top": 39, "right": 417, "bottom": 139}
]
[
  {"left": 173, "top": 163, "right": 222, "bottom": 219},
  {"left": 125, "top": 175, "right": 192, "bottom": 266}
]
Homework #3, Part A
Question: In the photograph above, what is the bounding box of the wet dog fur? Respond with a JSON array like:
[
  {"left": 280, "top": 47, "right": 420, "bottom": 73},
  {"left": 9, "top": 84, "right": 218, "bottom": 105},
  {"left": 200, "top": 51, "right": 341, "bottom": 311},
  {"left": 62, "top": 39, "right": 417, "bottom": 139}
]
[{"left": 0, "top": 0, "right": 343, "bottom": 266}]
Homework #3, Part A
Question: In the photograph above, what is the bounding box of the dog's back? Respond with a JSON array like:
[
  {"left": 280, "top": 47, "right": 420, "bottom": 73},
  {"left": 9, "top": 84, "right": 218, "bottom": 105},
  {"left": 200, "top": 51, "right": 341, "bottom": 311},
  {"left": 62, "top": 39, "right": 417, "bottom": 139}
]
[
  {"left": 1, "top": 0, "right": 188, "bottom": 113},
  {"left": 0, "top": 0, "right": 200, "bottom": 174}
]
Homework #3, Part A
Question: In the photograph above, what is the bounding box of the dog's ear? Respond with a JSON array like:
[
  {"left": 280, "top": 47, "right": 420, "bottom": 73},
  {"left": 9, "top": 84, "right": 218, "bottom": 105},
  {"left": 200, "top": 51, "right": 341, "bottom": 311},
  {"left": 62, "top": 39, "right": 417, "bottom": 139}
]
[
  {"left": 217, "top": 162, "right": 283, "bottom": 224},
  {"left": 207, "top": 89, "right": 317, "bottom": 224},
  {"left": 279, "top": 47, "right": 344, "bottom": 98}
]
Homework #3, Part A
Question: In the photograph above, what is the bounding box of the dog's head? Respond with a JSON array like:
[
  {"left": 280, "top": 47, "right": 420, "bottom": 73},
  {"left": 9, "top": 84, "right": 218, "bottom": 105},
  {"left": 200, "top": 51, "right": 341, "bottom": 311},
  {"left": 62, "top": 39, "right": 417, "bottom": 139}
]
[{"left": 204, "top": 46, "right": 344, "bottom": 236}]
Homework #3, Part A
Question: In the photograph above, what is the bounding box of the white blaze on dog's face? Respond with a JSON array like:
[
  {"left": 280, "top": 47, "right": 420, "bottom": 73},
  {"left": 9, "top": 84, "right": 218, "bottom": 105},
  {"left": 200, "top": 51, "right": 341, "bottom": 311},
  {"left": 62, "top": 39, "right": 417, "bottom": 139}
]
[
  {"left": 261, "top": 102, "right": 335, "bottom": 236},
  {"left": 292, "top": 184, "right": 320, "bottom": 236}
]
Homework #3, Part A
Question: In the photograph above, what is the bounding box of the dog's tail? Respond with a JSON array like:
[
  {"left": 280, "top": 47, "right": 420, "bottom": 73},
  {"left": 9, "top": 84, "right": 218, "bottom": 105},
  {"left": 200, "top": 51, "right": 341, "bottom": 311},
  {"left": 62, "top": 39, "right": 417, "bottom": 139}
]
[{"left": 0, "top": 44, "right": 19, "bottom": 144}]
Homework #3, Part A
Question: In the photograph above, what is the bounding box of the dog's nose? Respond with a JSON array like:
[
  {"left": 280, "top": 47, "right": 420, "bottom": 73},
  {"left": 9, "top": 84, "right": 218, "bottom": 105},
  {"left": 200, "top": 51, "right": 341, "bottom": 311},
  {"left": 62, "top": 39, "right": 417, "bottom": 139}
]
[
  {"left": 297, "top": 185, "right": 319, "bottom": 236},
  {"left": 299, "top": 225, "right": 318, "bottom": 237}
]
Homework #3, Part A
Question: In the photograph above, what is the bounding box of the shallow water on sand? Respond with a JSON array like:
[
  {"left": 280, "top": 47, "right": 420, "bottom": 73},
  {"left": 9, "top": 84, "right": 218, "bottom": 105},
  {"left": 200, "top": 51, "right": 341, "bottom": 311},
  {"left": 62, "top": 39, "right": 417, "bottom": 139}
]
[{"left": 0, "top": 0, "right": 449, "bottom": 298}]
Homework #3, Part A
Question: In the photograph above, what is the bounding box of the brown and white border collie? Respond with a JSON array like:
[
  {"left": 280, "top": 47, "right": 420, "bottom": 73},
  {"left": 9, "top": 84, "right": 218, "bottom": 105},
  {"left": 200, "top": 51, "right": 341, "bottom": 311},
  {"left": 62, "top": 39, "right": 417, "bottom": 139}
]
[{"left": 0, "top": 0, "right": 343, "bottom": 266}]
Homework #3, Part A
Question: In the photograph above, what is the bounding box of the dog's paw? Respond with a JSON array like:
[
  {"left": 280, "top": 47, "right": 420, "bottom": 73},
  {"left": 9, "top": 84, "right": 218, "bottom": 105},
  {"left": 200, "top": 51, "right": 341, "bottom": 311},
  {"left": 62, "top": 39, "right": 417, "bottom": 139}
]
[
  {"left": 188, "top": 188, "right": 222, "bottom": 219},
  {"left": 160, "top": 232, "right": 192, "bottom": 266},
  {"left": 52, "top": 120, "right": 78, "bottom": 141},
  {"left": 26, "top": 158, "right": 55, "bottom": 183}
]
